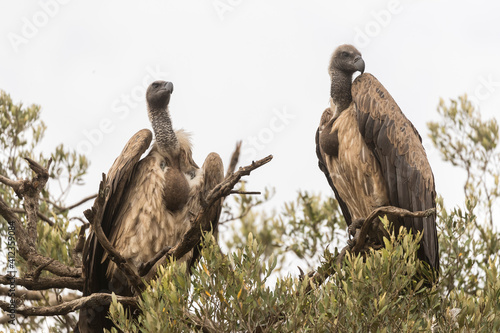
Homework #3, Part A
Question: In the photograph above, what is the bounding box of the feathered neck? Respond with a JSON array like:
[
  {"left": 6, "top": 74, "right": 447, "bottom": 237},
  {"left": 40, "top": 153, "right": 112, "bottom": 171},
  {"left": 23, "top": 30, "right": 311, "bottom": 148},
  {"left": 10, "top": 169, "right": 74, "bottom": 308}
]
[
  {"left": 330, "top": 69, "right": 353, "bottom": 114},
  {"left": 148, "top": 106, "right": 179, "bottom": 157}
]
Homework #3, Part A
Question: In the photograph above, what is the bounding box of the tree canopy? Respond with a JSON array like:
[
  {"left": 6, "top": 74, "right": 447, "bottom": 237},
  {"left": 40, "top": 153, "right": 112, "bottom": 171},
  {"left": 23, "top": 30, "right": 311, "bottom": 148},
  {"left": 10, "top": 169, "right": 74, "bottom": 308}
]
[{"left": 0, "top": 91, "right": 499, "bottom": 332}]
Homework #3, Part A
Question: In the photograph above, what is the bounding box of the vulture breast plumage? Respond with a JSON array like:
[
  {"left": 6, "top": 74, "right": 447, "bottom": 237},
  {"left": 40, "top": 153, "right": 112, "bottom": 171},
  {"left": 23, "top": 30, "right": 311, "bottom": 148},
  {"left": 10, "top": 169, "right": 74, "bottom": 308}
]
[
  {"left": 77, "top": 81, "right": 224, "bottom": 333},
  {"left": 316, "top": 44, "right": 439, "bottom": 271}
]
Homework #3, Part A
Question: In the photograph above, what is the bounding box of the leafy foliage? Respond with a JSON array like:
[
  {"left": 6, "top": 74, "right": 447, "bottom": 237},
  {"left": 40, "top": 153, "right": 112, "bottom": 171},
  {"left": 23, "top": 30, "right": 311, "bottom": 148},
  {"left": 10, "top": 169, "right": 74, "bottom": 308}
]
[
  {"left": 109, "top": 226, "right": 500, "bottom": 332},
  {"left": 107, "top": 94, "right": 500, "bottom": 332},
  {"left": 0, "top": 90, "right": 89, "bottom": 332},
  {"left": 1, "top": 90, "right": 500, "bottom": 332},
  {"left": 428, "top": 95, "right": 500, "bottom": 226}
]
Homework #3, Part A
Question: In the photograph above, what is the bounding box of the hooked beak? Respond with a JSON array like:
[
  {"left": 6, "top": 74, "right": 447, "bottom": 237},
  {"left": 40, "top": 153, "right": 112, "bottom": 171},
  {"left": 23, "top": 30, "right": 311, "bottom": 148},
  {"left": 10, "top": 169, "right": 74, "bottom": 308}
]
[
  {"left": 354, "top": 56, "right": 365, "bottom": 74},
  {"left": 164, "top": 81, "right": 174, "bottom": 94}
]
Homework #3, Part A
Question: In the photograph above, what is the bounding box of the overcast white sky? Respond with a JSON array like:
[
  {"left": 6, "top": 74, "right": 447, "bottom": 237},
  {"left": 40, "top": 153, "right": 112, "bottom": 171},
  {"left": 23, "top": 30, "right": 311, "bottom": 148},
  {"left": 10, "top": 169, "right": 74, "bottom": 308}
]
[{"left": 1, "top": 0, "right": 500, "bottom": 227}]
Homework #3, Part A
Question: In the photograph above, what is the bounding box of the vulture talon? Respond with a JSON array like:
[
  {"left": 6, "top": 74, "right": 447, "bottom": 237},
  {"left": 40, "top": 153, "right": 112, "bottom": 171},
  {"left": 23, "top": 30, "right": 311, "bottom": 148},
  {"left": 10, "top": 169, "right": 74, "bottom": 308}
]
[{"left": 348, "top": 218, "right": 365, "bottom": 237}]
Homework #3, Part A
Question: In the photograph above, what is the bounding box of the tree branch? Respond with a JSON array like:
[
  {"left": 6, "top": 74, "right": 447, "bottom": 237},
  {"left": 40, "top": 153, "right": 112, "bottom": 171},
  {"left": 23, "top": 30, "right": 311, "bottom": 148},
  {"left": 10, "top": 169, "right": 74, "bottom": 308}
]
[
  {"left": 350, "top": 206, "right": 435, "bottom": 254},
  {"left": 143, "top": 155, "right": 273, "bottom": 281},
  {"left": 302, "top": 206, "right": 436, "bottom": 294},
  {"left": 225, "top": 141, "right": 242, "bottom": 178},
  {"left": 43, "top": 194, "right": 98, "bottom": 212},
  {"left": 229, "top": 190, "right": 261, "bottom": 195},
  {"left": 0, "top": 274, "right": 83, "bottom": 291},
  {"left": 0, "top": 286, "right": 79, "bottom": 304},
  {"left": 0, "top": 174, "right": 23, "bottom": 196},
  {"left": 0, "top": 162, "right": 81, "bottom": 278},
  {"left": 23, "top": 157, "right": 51, "bottom": 245},
  {"left": 0, "top": 293, "right": 137, "bottom": 317},
  {"left": 10, "top": 208, "right": 55, "bottom": 226}
]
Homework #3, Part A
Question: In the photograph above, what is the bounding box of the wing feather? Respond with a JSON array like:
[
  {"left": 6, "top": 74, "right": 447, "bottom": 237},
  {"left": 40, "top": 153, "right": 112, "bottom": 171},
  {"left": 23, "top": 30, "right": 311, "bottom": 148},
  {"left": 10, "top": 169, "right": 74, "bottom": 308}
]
[
  {"left": 188, "top": 152, "right": 224, "bottom": 268},
  {"left": 79, "top": 129, "right": 152, "bottom": 332},
  {"left": 316, "top": 108, "right": 353, "bottom": 226},
  {"left": 352, "top": 73, "right": 439, "bottom": 269}
]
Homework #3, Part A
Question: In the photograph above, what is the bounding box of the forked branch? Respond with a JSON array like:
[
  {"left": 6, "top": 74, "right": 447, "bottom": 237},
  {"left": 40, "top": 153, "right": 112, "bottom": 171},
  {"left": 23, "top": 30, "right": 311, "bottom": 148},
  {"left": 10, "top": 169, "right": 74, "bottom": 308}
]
[{"left": 142, "top": 154, "right": 273, "bottom": 281}]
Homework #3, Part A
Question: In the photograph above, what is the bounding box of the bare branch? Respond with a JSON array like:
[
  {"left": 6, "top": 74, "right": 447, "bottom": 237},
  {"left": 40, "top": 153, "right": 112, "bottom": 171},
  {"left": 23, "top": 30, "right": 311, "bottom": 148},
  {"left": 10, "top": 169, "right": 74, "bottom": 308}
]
[
  {"left": 64, "top": 194, "right": 98, "bottom": 211},
  {"left": 71, "top": 224, "right": 88, "bottom": 268},
  {"left": 0, "top": 174, "right": 22, "bottom": 195},
  {"left": 225, "top": 141, "right": 242, "bottom": 178},
  {"left": 0, "top": 274, "right": 83, "bottom": 291},
  {"left": 23, "top": 157, "right": 51, "bottom": 244},
  {"left": 350, "top": 206, "right": 435, "bottom": 254},
  {"left": 0, "top": 287, "right": 79, "bottom": 305},
  {"left": 0, "top": 286, "right": 43, "bottom": 300},
  {"left": 229, "top": 190, "right": 261, "bottom": 195},
  {"left": 138, "top": 246, "right": 171, "bottom": 277},
  {"left": 0, "top": 293, "right": 137, "bottom": 317},
  {"left": 10, "top": 208, "right": 55, "bottom": 226},
  {"left": 31, "top": 259, "right": 56, "bottom": 281},
  {"left": 43, "top": 194, "right": 98, "bottom": 212},
  {"left": 143, "top": 155, "right": 273, "bottom": 281},
  {"left": 0, "top": 179, "right": 81, "bottom": 278},
  {"left": 0, "top": 196, "right": 23, "bottom": 227}
]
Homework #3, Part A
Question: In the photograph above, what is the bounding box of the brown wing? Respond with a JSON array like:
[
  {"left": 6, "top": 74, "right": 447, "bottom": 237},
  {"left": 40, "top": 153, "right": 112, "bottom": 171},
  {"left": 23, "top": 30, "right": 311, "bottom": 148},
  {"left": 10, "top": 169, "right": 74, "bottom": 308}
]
[
  {"left": 188, "top": 152, "right": 224, "bottom": 268},
  {"left": 315, "top": 108, "right": 353, "bottom": 226},
  {"left": 79, "top": 129, "right": 152, "bottom": 333},
  {"left": 352, "top": 73, "right": 439, "bottom": 270}
]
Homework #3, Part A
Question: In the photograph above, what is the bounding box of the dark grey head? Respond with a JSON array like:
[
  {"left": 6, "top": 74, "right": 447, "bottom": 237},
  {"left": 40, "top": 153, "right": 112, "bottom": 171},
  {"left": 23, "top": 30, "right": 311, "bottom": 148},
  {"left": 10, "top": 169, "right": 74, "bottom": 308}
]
[
  {"left": 146, "top": 80, "right": 174, "bottom": 110},
  {"left": 329, "top": 44, "right": 365, "bottom": 76}
]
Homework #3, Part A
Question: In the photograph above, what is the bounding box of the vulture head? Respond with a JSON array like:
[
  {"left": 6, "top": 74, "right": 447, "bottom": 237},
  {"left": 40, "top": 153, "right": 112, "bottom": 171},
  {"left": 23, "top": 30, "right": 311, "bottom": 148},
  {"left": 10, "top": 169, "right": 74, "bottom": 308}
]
[
  {"left": 329, "top": 44, "right": 365, "bottom": 76},
  {"left": 146, "top": 80, "right": 174, "bottom": 110}
]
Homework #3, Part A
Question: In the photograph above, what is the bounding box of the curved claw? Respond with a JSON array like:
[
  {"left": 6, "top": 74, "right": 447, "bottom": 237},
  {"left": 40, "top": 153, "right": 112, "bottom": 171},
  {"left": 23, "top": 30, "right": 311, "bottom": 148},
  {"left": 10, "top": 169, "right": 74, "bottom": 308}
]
[
  {"left": 348, "top": 218, "right": 365, "bottom": 237},
  {"left": 347, "top": 238, "right": 356, "bottom": 248}
]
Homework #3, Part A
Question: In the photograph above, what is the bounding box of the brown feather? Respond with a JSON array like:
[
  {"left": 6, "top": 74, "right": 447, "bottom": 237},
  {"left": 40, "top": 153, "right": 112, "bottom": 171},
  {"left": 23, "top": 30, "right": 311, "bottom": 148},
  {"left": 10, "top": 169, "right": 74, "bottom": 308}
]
[
  {"left": 318, "top": 105, "right": 390, "bottom": 220},
  {"left": 316, "top": 108, "right": 353, "bottom": 226},
  {"left": 316, "top": 46, "right": 439, "bottom": 271},
  {"left": 351, "top": 73, "right": 438, "bottom": 270},
  {"left": 80, "top": 129, "right": 224, "bottom": 332},
  {"left": 80, "top": 129, "right": 153, "bottom": 332}
]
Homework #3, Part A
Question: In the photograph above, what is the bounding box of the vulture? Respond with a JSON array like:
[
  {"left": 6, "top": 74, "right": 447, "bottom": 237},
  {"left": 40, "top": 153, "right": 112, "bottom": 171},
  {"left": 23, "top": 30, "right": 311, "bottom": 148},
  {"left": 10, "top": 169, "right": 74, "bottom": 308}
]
[
  {"left": 77, "top": 81, "right": 224, "bottom": 333},
  {"left": 316, "top": 44, "right": 439, "bottom": 270}
]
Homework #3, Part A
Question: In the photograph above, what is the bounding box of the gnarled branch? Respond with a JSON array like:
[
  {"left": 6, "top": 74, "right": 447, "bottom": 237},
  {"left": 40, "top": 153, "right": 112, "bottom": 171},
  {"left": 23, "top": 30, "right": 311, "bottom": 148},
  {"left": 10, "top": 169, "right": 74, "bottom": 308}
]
[
  {"left": 43, "top": 194, "right": 98, "bottom": 212},
  {"left": 0, "top": 293, "right": 137, "bottom": 317},
  {"left": 0, "top": 158, "right": 82, "bottom": 279},
  {"left": 143, "top": 154, "right": 273, "bottom": 281},
  {"left": 225, "top": 141, "right": 242, "bottom": 178},
  {"left": 0, "top": 274, "right": 83, "bottom": 291}
]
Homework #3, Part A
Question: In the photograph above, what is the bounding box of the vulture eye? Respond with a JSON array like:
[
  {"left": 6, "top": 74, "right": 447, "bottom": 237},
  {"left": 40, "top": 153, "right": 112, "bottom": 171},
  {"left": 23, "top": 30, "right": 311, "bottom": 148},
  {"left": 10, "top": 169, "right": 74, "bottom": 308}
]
[
  {"left": 341, "top": 51, "right": 349, "bottom": 58},
  {"left": 152, "top": 82, "right": 159, "bottom": 88}
]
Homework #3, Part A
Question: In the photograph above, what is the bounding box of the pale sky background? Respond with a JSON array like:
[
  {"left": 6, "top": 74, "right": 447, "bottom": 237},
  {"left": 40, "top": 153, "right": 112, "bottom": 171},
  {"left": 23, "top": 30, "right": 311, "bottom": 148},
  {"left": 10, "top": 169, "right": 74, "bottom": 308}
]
[{"left": 1, "top": 0, "right": 500, "bottom": 230}]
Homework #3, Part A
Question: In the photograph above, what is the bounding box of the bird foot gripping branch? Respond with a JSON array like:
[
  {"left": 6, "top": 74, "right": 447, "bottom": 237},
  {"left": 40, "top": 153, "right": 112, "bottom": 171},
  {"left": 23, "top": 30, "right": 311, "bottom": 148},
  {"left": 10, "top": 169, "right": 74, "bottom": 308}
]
[{"left": 300, "top": 206, "right": 436, "bottom": 296}]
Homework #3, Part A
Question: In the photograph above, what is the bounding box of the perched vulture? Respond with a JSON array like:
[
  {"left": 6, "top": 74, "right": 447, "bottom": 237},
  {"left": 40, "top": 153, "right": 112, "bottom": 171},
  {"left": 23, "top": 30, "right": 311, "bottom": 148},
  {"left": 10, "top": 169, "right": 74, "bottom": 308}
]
[
  {"left": 77, "top": 81, "right": 224, "bottom": 333},
  {"left": 316, "top": 44, "right": 439, "bottom": 270}
]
